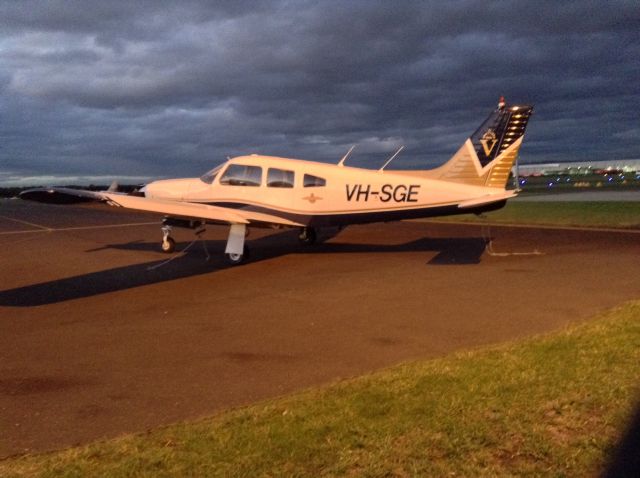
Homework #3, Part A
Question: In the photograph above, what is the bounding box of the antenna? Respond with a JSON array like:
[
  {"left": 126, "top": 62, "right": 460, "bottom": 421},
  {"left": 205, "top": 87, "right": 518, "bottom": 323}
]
[
  {"left": 379, "top": 146, "right": 404, "bottom": 171},
  {"left": 338, "top": 145, "right": 356, "bottom": 167}
]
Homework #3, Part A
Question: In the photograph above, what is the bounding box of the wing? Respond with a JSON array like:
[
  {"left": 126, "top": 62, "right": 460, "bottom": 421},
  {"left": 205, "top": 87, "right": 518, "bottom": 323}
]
[
  {"left": 103, "top": 193, "right": 304, "bottom": 226},
  {"left": 18, "top": 187, "right": 103, "bottom": 204},
  {"left": 19, "top": 187, "right": 303, "bottom": 227}
]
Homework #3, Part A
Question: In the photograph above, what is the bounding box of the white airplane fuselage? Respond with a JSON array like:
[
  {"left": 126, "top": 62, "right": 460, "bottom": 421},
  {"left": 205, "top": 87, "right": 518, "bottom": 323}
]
[{"left": 143, "top": 154, "right": 511, "bottom": 228}]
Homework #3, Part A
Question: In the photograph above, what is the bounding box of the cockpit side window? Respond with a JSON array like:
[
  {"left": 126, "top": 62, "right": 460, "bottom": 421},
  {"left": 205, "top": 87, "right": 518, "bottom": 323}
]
[
  {"left": 303, "top": 174, "right": 326, "bottom": 187},
  {"left": 267, "top": 168, "right": 295, "bottom": 188},
  {"left": 200, "top": 165, "right": 223, "bottom": 184},
  {"left": 219, "top": 164, "right": 262, "bottom": 187}
]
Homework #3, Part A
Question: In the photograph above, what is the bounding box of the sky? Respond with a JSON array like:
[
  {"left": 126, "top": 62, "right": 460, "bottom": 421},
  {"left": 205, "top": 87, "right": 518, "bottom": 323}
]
[{"left": 0, "top": 0, "right": 638, "bottom": 186}]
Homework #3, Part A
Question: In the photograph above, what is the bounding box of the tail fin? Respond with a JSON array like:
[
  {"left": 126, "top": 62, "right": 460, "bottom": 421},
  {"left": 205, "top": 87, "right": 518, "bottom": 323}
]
[{"left": 430, "top": 98, "right": 533, "bottom": 188}]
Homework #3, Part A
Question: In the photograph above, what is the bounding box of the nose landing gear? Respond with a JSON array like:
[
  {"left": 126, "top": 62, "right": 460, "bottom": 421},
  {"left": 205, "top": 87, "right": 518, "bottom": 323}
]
[{"left": 161, "top": 225, "right": 176, "bottom": 253}]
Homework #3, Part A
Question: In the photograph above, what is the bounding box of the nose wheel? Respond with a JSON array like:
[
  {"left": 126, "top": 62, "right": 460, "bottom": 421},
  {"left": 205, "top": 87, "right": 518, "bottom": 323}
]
[{"left": 161, "top": 225, "right": 176, "bottom": 253}]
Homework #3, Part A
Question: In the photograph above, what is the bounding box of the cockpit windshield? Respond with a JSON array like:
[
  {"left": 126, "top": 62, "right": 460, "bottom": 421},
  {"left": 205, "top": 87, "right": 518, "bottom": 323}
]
[{"left": 200, "top": 164, "right": 224, "bottom": 184}]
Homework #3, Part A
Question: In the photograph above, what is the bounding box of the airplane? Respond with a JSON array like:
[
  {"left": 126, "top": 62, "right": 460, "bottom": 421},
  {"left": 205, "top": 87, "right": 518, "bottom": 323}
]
[{"left": 20, "top": 97, "right": 533, "bottom": 265}]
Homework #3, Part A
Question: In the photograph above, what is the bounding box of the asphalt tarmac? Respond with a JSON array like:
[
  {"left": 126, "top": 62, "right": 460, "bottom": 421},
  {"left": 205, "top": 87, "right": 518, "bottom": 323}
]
[{"left": 1, "top": 199, "right": 639, "bottom": 457}]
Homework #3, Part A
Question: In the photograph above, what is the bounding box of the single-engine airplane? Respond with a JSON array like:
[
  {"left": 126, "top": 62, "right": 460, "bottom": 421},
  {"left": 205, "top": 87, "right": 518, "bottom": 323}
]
[{"left": 20, "top": 97, "right": 533, "bottom": 264}]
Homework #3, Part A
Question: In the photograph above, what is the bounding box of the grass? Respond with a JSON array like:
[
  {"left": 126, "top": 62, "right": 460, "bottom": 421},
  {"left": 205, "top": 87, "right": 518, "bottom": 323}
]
[
  {"left": 2, "top": 301, "right": 640, "bottom": 477},
  {"left": 427, "top": 201, "right": 640, "bottom": 229}
]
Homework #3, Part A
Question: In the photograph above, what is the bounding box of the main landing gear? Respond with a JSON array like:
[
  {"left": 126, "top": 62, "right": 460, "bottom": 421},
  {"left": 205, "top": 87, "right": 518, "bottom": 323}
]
[
  {"left": 226, "top": 245, "right": 250, "bottom": 265},
  {"left": 224, "top": 223, "right": 249, "bottom": 265},
  {"left": 298, "top": 227, "right": 317, "bottom": 245}
]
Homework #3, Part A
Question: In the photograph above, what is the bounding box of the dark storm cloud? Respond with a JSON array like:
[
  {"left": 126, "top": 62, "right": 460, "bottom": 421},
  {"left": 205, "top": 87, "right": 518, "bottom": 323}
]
[{"left": 1, "top": 0, "right": 638, "bottom": 184}]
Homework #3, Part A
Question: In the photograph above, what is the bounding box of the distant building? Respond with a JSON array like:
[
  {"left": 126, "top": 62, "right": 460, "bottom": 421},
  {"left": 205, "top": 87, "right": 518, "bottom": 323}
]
[{"left": 517, "top": 159, "right": 640, "bottom": 177}]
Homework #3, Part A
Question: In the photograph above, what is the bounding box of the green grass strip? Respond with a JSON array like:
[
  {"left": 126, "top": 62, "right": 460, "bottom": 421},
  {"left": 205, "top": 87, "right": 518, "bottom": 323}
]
[
  {"left": 429, "top": 201, "right": 640, "bottom": 229},
  {"left": 2, "top": 302, "right": 640, "bottom": 477}
]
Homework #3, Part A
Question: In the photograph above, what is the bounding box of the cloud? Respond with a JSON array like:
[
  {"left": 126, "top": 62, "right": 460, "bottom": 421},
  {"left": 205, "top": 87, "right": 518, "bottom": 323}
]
[{"left": 0, "top": 1, "right": 638, "bottom": 183}]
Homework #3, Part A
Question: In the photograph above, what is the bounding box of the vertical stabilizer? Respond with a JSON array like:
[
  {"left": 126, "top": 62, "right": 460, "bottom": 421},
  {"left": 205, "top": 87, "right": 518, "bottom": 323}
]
[{"left": 429, "top": 98, "right": 533, "bottom": 189}]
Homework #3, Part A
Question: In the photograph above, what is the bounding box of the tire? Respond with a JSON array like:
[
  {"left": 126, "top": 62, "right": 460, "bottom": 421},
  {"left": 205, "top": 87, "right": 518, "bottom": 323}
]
[
  {"left": 226, "top": 245, "right": 250, "bottom": 265},
  {"left": 161, "top": 236, "right": 176, "bottom": 253},
  {"left": 298, "top": 227, "right": 317, "bottom": 245}
]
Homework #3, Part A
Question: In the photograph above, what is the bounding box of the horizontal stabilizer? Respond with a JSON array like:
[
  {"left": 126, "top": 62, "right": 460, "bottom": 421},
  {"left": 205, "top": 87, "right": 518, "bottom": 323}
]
[{"left": 457, "top": 190, "right": 517, "bottom": 208}]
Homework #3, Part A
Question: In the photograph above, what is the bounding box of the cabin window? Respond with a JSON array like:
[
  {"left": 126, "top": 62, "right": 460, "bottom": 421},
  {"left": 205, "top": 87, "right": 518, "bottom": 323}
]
[
  {"left": 303, "top": 174, "right": 326, "bottom": 187},
  {"left": 219, "top": 164, "right": 262, "bottom": 187},
  {"left": 267, "top": 168, "right": 295, "bottom": 188},
  {"left": 199, "top": 164, "right": 223, "bottom": 184}
]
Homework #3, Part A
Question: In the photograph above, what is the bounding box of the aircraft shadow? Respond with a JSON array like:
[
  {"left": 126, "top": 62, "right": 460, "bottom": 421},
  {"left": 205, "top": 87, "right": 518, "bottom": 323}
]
[
  {"left": 0, "top": 234, "right": 486, "bottom": 307},
  {"left": 602, "top": 397, "right": 640, "bottom": 477},
  {"left": 306, "top": 237, "right": 487, "bottom": 265}
]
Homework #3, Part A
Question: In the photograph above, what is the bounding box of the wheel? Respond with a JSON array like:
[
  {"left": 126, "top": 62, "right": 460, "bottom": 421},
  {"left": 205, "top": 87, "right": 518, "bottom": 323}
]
[
  {"left": 225, "top": 245, "right": 250, "bottom": 265},
  {"left": 161, "top": 236, "right": 176, "bottom": 253},
  {"left": 298, "top": 227, "right": 317, "bottom": 245}
]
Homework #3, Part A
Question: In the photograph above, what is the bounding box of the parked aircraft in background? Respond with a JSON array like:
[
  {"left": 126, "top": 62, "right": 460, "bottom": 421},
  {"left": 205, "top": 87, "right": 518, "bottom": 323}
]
[{"left": 20, "top": 98, "right": 533, "bottom": 264}]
